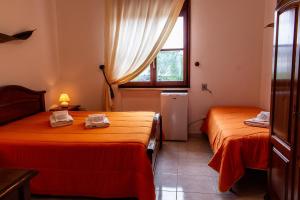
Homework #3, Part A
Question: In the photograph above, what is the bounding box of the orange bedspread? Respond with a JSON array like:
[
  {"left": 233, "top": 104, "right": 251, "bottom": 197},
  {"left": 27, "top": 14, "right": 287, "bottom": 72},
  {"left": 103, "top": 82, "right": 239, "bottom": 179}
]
[
  {"left": 0, "top": 111, "right": 155, "bottom": 200},
  {"left": 201, "top": 107, "right": 270, "bottom": 192}
]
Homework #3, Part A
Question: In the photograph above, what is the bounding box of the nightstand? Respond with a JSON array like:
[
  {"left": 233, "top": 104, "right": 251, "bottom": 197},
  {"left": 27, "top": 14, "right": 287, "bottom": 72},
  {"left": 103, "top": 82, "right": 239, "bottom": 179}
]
[
  {"left": 0, "top": 168, "right": 37, "bottom": 200},
  {"left": 49, "top": 105, "right": 81, "bottom": 111}
]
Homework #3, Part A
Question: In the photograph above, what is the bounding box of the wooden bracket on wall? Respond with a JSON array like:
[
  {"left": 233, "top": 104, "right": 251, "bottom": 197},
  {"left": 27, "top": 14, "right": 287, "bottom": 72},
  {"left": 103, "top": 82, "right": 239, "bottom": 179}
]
[
  {"left": 264, "top": 23, "right": 274, "bottom": 28},
  {"left": 0, "top": 30, "right": 35, "bottom": 43}
]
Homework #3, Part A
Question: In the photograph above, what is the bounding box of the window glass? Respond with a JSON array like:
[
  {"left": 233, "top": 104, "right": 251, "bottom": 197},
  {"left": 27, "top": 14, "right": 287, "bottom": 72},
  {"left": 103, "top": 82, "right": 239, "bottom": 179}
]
[
  {"left": 162, "top": 17, "right": 184, "bottom": 49},
  {"left": 156, "top": 50, "right": 184, "bottom": 81},
  {"left": 122, "top": 0, "right": 189, "bottom": 88},
  {"left": 132, "top": 17, "right": 184, "bottom": 82},
  {"left": 131, "top": 65, "right": 151, "bottom": 82}
]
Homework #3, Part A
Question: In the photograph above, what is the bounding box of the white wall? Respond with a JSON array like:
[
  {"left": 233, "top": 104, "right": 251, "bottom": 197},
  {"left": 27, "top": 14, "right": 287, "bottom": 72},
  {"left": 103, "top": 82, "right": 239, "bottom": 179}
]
[
  {"left": 121, "top": 0, "right": 266, "bottom": 133},
  {"left": 260, "top": 0, "right": 276, "bottom": 110},
  {"left": 0, "top": 0, "right": 60, "bottom": 108},
  {"left": 189, "top": 0, "right": 265, "bottom": 132},
  {"left": 0, "top": 0, "right": 273, "bottom": 134},
  {"left": 54, "top": 0, "right": 106, "bottom": 110}
]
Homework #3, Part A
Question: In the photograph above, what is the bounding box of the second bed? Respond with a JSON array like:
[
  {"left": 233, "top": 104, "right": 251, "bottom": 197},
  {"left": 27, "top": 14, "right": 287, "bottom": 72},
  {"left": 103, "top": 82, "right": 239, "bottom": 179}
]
[{"left": 201, "top": 106, "right": 270, "bottom": 192}]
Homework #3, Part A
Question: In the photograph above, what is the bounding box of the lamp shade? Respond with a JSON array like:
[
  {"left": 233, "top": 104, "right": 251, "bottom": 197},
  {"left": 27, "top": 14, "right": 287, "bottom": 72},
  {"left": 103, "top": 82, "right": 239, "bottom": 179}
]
[{"left": 59, "top": 93, "right": 70, "bottom": 106}]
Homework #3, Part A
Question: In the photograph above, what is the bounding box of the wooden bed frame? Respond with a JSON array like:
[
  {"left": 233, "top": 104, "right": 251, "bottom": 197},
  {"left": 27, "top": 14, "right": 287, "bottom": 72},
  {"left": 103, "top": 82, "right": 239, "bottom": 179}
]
[
  {"left": 0, "top": 85, "right": 162, "bottom": 171},
  {"left": 0, "top": 85, "right": 46, "bottom": 125}
]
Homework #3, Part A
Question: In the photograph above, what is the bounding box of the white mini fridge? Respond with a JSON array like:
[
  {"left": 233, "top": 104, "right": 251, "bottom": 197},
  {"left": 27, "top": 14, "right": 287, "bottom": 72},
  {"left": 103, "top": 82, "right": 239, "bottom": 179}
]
[{"left": 161, "top": 92, "right": 188, "bottom": 141}]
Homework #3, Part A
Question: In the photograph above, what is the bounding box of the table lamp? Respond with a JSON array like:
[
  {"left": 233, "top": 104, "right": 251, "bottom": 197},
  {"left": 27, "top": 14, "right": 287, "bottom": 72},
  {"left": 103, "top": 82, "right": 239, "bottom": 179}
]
[{"left": 59, "top": 93, "right": 70, "bottom": 107}]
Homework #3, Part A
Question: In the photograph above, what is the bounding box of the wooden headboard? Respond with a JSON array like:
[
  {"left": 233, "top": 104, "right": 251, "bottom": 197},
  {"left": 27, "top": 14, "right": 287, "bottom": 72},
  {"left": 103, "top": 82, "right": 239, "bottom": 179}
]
[{"left": 0, "top": 85, "right": 46, "bottom": 125}]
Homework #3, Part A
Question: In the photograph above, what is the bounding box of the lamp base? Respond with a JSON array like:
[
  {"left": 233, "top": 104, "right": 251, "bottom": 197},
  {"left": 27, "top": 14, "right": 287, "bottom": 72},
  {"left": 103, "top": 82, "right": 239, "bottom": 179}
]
[{"left": 60, "top": 102, "right": 69, "bottom": 107}]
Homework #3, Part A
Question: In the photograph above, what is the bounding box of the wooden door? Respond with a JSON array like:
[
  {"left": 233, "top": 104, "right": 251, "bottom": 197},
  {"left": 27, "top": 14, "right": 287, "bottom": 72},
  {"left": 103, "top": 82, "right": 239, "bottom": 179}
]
[
  {"left": 293, "top": 6, "right": 300, "bottom": 200},
  {"left": 269, "top": 1, "right": 300, "bottom": 200}
]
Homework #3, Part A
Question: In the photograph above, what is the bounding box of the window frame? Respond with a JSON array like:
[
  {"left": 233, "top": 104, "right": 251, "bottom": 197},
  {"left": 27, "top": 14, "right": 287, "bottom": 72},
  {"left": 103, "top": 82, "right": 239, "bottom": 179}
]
[{"left": 120, "top": 0, "right": 190, "bottom": 88}]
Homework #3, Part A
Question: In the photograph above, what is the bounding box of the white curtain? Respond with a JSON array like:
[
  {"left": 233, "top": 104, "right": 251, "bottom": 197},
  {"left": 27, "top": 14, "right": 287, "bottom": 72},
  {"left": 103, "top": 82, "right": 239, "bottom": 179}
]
[{"left": 104, "top": 0, "right": 184, "bottom": 110}]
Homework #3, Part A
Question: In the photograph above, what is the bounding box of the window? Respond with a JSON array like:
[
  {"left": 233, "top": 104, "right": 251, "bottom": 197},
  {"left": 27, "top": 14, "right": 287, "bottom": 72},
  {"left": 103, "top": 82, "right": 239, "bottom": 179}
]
[{"left": 120, "top": 0, "right": 190, "bottom": 88}]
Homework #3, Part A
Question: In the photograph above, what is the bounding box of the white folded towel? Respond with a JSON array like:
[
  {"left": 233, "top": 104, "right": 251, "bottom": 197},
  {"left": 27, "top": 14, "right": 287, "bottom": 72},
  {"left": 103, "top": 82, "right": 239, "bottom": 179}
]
[
  {"left": 244, "top": 111, "right": 270, "bottom": 128},
  {"left": 52, "top": 110, "right": 69, "bottom": 121},
  {"left": 256, "top": 111, "right": 270, "bottom": 121},
  {"left": 87, "top": 114, "right": 105, "bottom": 123},
  {"left": 50, "top": 111, "right": 73, "bottom": 127},
  {"left": 85, "top": 114, "right": 110, "bottom": 129},
  {"left": 244, "top": 119, "right": 269, "bottom": 128}
]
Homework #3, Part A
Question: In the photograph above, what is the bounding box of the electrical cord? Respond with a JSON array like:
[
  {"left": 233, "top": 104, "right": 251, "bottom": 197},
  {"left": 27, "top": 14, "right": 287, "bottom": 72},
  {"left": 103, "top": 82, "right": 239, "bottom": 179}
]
[{"left": 99, "top": 65, "right": 115, "bottom": 98}]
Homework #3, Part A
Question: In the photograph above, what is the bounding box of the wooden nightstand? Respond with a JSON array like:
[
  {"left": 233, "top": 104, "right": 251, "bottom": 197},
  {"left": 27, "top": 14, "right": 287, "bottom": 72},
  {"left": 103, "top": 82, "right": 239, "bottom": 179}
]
[
  {"left": 49, "top": 105, "right": 81, "bottom": 111},
  {"left": 0, "top": 168, "right": 37, "bottom": 200}
]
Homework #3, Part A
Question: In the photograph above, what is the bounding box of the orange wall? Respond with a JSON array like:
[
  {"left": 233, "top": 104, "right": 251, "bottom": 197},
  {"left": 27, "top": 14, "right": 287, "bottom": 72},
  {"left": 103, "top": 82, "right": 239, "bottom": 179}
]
[{"left": 0, "top": 0, "right": 60, "bottom": 108}]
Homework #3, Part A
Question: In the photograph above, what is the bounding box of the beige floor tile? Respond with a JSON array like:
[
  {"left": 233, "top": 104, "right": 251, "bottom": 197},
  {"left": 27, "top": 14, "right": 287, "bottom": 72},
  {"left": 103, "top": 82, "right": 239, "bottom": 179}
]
[
  {"left": 155, "top": 157, "right": 178, "bottom": 174},
  {"left": 178, "top": 160, "right": 218, "bottom": 177},
  {"left": 156, "top": 191, "right": 177, "bottom": 200},
  {"left": 178, "top": 151, "right": 212, "bottom": 163},
  {"left": 178, "top": 143, "right": 210, "bottom": 153},
  {"left": 176, "top": 192, "right": 237, "bottom": 200},
  {"left": 177, "top": 175, "right": 217, "bottom": 193},
  {"left": 162, "top": 142, "right": 181, "bottom": 152},
  {"left": 155, "top": 173, "right": 177, "bottom": 192},
  {"left": 158, "top": 150, "right": 179, "bottom": 160}
]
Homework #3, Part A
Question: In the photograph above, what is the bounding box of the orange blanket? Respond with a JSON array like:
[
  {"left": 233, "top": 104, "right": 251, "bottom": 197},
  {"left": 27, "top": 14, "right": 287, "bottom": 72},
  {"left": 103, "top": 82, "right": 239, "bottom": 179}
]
[
  {"left": 0, "top": 111, "right": 155, "bottom": 200},
  {"left": 201, "top": 107, "right": 270, "bottom": 192}
]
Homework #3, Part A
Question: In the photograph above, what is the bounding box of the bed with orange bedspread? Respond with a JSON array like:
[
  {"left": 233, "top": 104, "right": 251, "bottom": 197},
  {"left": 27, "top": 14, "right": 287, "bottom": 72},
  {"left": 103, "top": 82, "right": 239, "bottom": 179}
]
[
  {"left": 0, "top": 85, "right": 161, "bottom": 200},
  {"left": 201, "top": 106, "right": 270, "bottom": 192}
]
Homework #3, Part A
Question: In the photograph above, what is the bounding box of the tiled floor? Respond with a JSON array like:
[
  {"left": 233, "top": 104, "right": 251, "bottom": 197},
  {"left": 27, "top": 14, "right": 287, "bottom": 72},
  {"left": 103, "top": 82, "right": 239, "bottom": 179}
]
[
  {"left": 32, "top": 134, "right": 267, "bottom": 200},
  {"left": 155, "top": 134, "right": 267, "bottom": 200}
]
